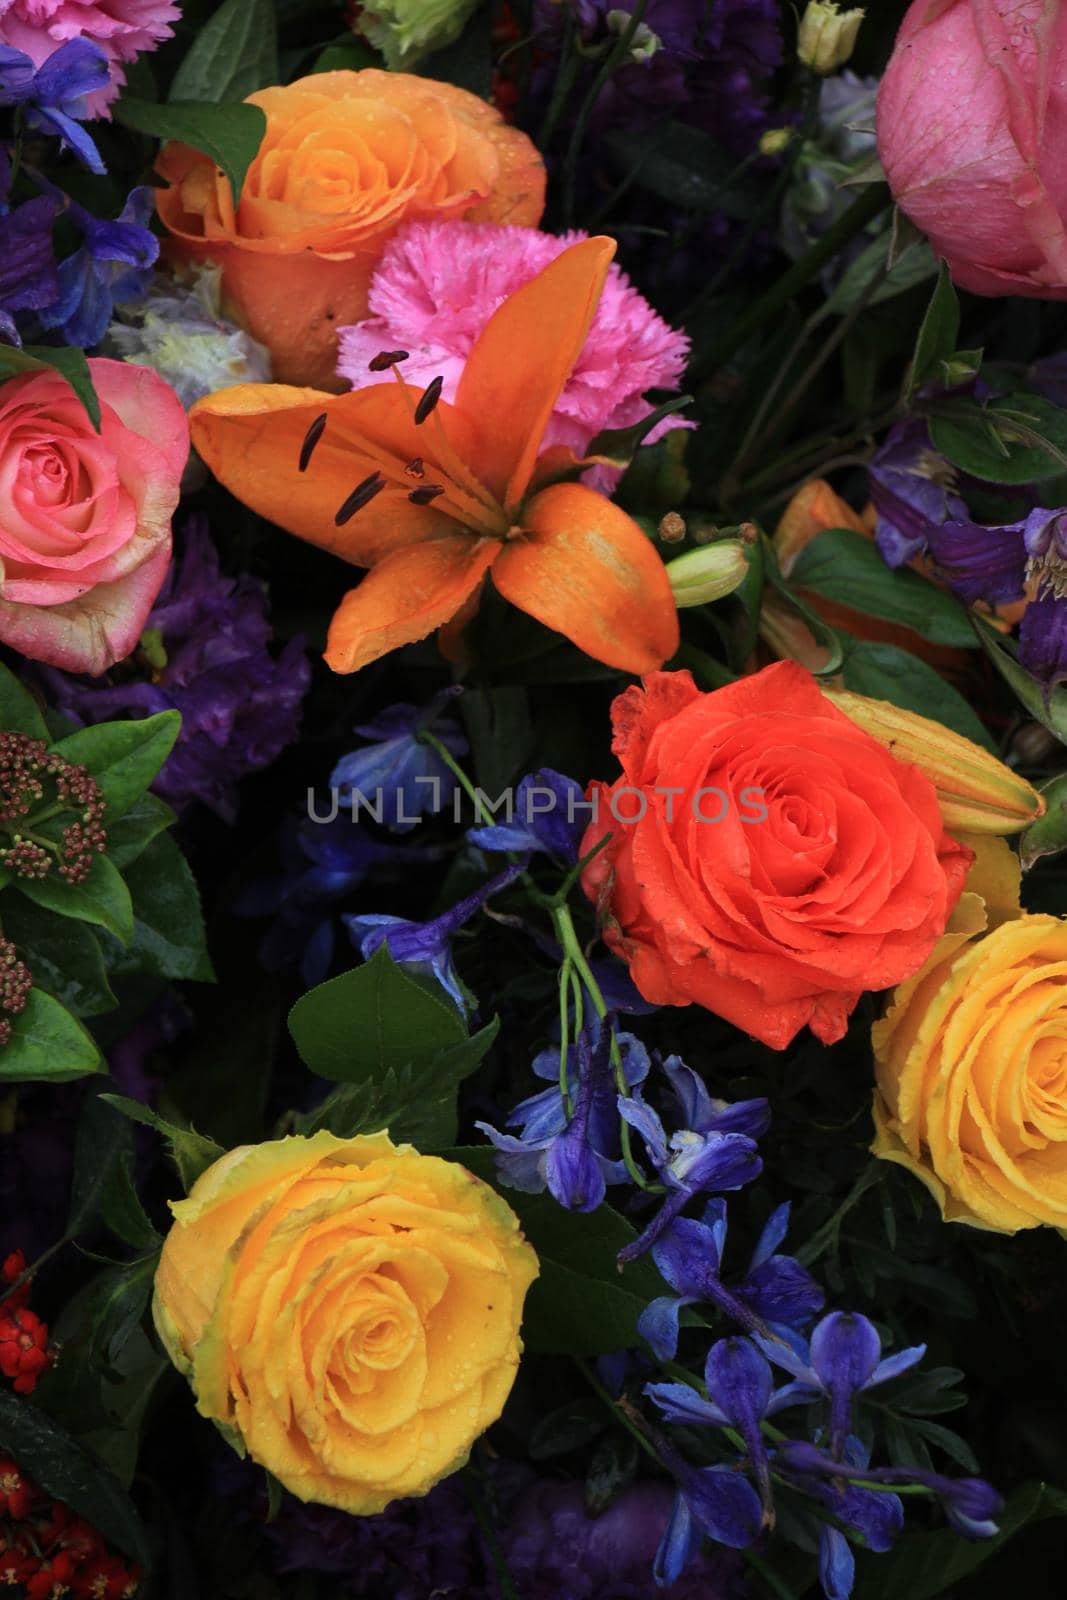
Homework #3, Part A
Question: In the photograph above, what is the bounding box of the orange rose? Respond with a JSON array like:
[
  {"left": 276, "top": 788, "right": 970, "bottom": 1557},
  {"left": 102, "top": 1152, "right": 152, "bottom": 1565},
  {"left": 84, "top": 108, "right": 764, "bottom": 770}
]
[
  {"left": 580, "top": 661, "right": 973, "bottom": 1050},
  {"left": 155, "top": 70, "right": 545, "bottom": 388}
]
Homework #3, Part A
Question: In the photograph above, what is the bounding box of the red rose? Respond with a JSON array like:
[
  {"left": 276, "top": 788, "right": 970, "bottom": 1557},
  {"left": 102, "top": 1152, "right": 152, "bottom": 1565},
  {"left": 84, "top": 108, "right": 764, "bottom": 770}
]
[{"left": 580, "top": 662, "right": 973, "bottom": 1050}]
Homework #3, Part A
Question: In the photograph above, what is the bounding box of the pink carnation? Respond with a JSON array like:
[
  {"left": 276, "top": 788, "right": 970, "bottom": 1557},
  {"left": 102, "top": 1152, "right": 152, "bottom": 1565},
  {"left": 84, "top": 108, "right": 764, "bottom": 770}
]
[
  {"left": 0, "top": 0, "right": 181, "bottom": 115},
  {"left": 336, "top": 219, "right": 692, "bottom": 492}
]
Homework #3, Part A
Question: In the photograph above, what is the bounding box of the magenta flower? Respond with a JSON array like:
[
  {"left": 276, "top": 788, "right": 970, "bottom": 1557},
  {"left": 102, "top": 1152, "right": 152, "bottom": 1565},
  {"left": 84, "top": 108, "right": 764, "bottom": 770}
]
[
  {"left": 336, "top": 218, "right": 692, "bottom": 492},
  {"left": 0, "top": 0, "right": 180, "bottom": 116}
]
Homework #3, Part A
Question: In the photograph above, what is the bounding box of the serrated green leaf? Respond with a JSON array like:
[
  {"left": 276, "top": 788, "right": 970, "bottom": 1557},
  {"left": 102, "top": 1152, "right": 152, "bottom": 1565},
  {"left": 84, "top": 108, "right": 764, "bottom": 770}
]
[
  {"left": 0, "top": 987, "right": 103, "bottom": 1082},
  {"left": 0, "top": 661, "right": 49, "bottom": 739},
  {"left": 100, "top": 1093, "right": 224, "bottom": 1192},
  {"left": 791, "top": 528, "right": 976, "bottom": 647},
  {"left": 51, "top": 711, "right": 180, "bottom": 822},
  {"left": 17, "top": 852, "right": 134, "bottom": 945},
  {"left": 0, "top": 1391, "right": 150, "bottom": 1566},
  {"left": 0, "top": 901, "right": 116, "bottom": 1017},
  {"left": 115, "top": 96, "right": 266, "bottom": 203},
  {"left": 928, "top": 390, "right": 1067, "bottom": 483},
  {"left": 99, "top": 1151, "right": 162, "bottom": 1252},
  {"left": 102, "top": 832, "right": 213, "bottom": 983},
  {"left": 168, "top": 0, "right": 277, "bottom": 102}
]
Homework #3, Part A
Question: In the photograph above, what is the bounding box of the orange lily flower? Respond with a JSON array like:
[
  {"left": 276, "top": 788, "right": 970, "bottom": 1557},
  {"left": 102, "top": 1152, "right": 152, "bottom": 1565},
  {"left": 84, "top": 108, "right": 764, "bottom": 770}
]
[{"left": 189, "top": 237, "right": 680, "bottom": 676}]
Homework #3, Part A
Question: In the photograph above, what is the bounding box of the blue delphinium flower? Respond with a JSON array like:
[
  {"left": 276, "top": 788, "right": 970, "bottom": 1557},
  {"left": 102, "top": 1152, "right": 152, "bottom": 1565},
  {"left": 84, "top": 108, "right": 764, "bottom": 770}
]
[
  {"left": 757, "top": 1310, "right": 925, "bottom": 1458},
  {"left": 618, "top": 1055, "right": 769, "bottom": 1261},
  {"left": 476, "top": 1021, "right": 650, "bottom": 1206},
  {"left": 330, "top": 688, "right": 467, "bottom": 834},
  {"left": 467, "top": 767, "right": 588, "bottom": 864},
  {"left": 645, "top": 1337, "right": 810, "bottom": 1584},
  {"left": 779, "top": 1440, "right": 1002, "bottom": 1542},
  {"left": 779, "top": 1436, "right": 906, "bottom": 1600},
  {"left": 0, "top": 150, "right": 58, "bottom": 343},
  {"left": 345, "top": 862, "right": 524, "bottom": 1011},
  {"left": 38, "top": 184, "right": 158, "bottom": 348},
  {"left": 638, "top": 1197, "right": 824, "bottom": 1360},
  {"left": 0, "top": 38, "right": 110, "bottom": 172}
]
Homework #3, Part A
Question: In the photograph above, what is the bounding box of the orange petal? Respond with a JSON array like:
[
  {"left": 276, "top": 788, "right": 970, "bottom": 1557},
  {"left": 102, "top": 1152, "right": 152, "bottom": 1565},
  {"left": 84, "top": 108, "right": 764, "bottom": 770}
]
[
  {"left": 325, "top": 535, "right": 497, "bottom": 674},
  {"left": 190, "top": 383, "right": 493, "bottom": 566},
  {"left": 490, "top": 481, "right": 679, "bottom": 674},
  {"left": 455, "top": 237, "right": 615, "bottom": 509}
]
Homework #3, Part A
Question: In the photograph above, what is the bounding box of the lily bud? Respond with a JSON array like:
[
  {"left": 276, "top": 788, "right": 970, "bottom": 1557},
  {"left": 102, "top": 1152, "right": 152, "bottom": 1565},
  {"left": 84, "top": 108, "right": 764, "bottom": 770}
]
[
  {"left": 666, "top": 541, "right": 749, "bottom": 608},
  {"left": 797, "top": 2, "right": 865, "bottom": 75},
  {"left": 823, "top": 688, "right": 1045, "bottom": 834}
]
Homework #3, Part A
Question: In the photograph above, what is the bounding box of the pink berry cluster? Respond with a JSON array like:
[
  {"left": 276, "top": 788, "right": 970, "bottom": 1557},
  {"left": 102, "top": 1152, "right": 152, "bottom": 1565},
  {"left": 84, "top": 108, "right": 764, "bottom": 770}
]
[
  {"left": 0, "top": 734, "right": 107, "bottom": 888},
  {"left": 0, "top": 937, "right": 32, "bottom": 1050}
]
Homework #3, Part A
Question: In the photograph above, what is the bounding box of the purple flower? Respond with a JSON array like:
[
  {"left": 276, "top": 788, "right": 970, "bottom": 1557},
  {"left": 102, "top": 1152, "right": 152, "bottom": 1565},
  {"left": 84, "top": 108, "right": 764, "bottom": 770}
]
[
  {"left": 757, "top": 1311, "right": 925, "bottom": 1459},
  {"left": 503, "top": 1477, "right": 748, "bottom": 1600},
  {"left": 37, "top": 183, "right": 158, "bottom": 348},
  {"left": 38, "top": 516, "right": 311, "bottom": 821},
  {"left": 476, "top": 1022, "right": 650, "bottom": 1204},
  {"left": 330, "top": 688, "right": 466, "bottom": 834},
  {"left": 0, "top": 37, "right": 109, "bottom": 171},
  {"left": 0, "top": 167, "right": 58, "bottom": 342},
  {"left": 468, "top": 768, "right": 588, "bottom": 864},
  {"left": 617, "top": 1056, "right": 768, "bottom": 1262},
  {"left": 924, "top": 513, "right": 1031, "bottom": 604},
  {"left": 638, "top": 1197, "right": 824, "bottom": 1360},
  {"left": 1018, "top": 589, "right": 1067, "bottom": 692},
  {"left": 778, "top": 1438, "right": 905, "bottom": 1600},
  {"left": 870, "top": 420, "right": 970, "bottom": 567},
  {"left": 345, "top": 862, "right": 524, "bottom": 1011},
  {"left": 782, "top": 1443, "right": 1002, "bottom": 1543}
]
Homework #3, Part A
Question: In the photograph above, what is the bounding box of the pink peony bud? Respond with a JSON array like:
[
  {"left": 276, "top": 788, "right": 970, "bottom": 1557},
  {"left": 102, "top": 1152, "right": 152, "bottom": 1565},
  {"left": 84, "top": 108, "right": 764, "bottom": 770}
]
[{"left": 877, "top": 0, "right": 1067, "bottom": 299}]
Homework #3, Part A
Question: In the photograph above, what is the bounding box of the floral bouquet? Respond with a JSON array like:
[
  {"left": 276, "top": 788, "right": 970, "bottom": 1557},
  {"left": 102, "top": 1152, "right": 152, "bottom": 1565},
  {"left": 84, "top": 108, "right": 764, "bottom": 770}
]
[{"left": 3, "top": 2, "right": 1067, "bottom": 1597}]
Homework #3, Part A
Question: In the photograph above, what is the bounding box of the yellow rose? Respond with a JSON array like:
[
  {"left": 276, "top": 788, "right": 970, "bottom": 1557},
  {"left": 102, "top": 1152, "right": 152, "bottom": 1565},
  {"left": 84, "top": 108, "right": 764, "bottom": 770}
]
[
  {"left": 872, "top": 894, "right": 1067, "bottom": 1234},
  {"left": 152, "top": 1131, "right": 538, "bottom": 1512}
]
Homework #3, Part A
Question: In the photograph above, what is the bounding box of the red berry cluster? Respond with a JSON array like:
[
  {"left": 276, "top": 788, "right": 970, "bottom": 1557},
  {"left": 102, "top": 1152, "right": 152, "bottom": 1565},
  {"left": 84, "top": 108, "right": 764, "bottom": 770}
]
[
  {"left": 0, "top": 940, "right": 32, "bottom": 1051},
  {"left": 0, "top": 736, "right": 107, "bottom": 888},
  {"left": 0, "top": 1254, "right": 50, "bottom": 1395},
  {"left": 0, "top": 1459, "right": 140, "bottom": 1598}
]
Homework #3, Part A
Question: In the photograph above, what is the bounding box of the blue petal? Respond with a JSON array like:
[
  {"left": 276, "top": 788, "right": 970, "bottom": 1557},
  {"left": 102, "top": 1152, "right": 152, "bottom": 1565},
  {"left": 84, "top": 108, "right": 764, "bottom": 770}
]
[
  {"left": 704, "top": 1336, "right": 773, "bottom": 1429},
  {"left": 618, "top": 1091, "right": 670, "bottom": 1170},
  {"left": 750, "top": 1202, "right": 791, "bottom": 1269},
  {"left": 867, "top": 1343, "right": 927, "bottom": 1390},
  {"left": 819, "top": 1527, "right": 855, "bottom": 1600},
  {"left": 684, "top": 1464, "right": 763, "bottom": 1549},
  {"left": 652, "top": 1491, "right": 696, "bottom": 1588},
  {"left": 636, "top": 1295, "right": 691, "bottom": 1362},
  {"left": 644, "top": 1381, "right": 728, "bottom": 1429},
  {"left": 810, "top": 1312, "right": 882, "bottom": 1395},
  {"left": 651, "top": 1214, "right": 722, "bottom": 1297}
]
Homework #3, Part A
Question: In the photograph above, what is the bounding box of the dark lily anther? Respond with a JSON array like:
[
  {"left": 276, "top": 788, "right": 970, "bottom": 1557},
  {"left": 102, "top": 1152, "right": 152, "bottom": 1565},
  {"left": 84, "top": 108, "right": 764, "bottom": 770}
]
[
  {"left": 368, "top": 349, "right": 409, "bottom": 371},
  {"left": 414, "top": 377, "right": 444, "bottom": 425},
  {"left": 335, "top": 472, "right": 386, "bottom": 525},
  {"left": 298, "top": 413, "right": 327, "bottom": 472},
  {"left": 409, "top": 484, "right": 445, "bottom": 505}
]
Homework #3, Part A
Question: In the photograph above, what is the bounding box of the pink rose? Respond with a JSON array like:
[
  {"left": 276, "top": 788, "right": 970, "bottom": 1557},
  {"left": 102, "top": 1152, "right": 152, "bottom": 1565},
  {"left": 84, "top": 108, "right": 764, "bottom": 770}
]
[
  {"left": 0, "top": 359, "right": 188, "bottom": 674},
  {"left": 877, "top": 0, "right": 1067, "bottom": 298}
]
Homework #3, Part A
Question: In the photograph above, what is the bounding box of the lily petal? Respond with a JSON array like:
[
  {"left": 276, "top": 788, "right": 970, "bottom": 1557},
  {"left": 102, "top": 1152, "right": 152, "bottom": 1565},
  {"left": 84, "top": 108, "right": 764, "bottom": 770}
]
[
  {"left": 190, "top": 383, "right": 487, "bottom": 565},
  {"left": 325, "top": 535, "right": 497, "bottom": 674},
  {"left": 456, "top": 237, "right": 616, "bottom": 508},
  {"left": 491, "top": 481, "right": 679, "bottom": 674}
]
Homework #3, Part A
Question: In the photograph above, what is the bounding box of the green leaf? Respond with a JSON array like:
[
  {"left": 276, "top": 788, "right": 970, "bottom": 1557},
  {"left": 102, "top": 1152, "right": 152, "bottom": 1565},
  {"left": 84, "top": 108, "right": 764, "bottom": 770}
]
[
  {"left": 100, "top": 1093, "right": 224, "bottom": 1192},
  {"left": 928, "top": 390, "right": 1067, "bottom": 483},
  {"left": 103, "top": 832, "right": 214, "bottom": 983},
  {"left": 972, "top": 614, "right": 1067, "bottom": 745},
  {"left": 85, "top": 1254, "right": 159, "bottom": 1367},
  {"left": 114, "top": 96, "right": 267, "bottom": 203},
  {"left": 586, "top": 396, "right": 692, "bottom": 473},
  {"left": 0, "top": 901, "right": 116, "bottom": 1017},
  {"left": 289, "top": 945, "right": 467, "bottom": 1084},
  {"left": 790, "top": 528, "right": 977, "bottom": 647},
  {"left": 853, "top": 1481, "right": 1067, "bottom": 1600},
  {"left": 444, "top": 1148, "right": 666, "bottom": 1354},
  {"left": 841, "top": 640, "right": 996, "bottom": 749},
  {"left": 310, "top": 33, "right": 380, "bottom": 73},
  {"left": 908, "top": 259, "right": 961, "bottom": 397},
  {"left": 1021, "top": 771, "right": 1067, "bottom": 869},
  {"left": 168, "top": 0, "right": 277, "bottom": 102},
  {"left": 0, "top": 987, "right": 103, "bottom": 1082},
  {"left": 67, "top": 1094, "right": 137, "bottom": 1239},
  {"left": 0, "top": 1391, "right": 150, "bottom": 1567},
  {"left": 0, "top": 661, "right": 49, "bottom": 739},
  {"left": 17, "top": 852, "right": 134, "bottom": 945},
  {"left": 820, "top": 226, "right": 937, "bottom": 319},
  {"left": 51, "top": 711, "right": 181, "bottom": 822},
  {"left": 0, "top": 344, "right": 101, "bottom": 430},
  {"left": 104, "top": 790, "right": 176, "bottom": 871},
  {"left": 99, "top": 1151, "right": 162, "bottom": 1253}
]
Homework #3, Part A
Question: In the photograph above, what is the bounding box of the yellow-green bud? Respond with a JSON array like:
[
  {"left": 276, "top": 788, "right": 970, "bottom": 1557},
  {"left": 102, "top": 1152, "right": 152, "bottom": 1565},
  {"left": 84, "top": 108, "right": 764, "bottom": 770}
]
[
  {"left": 355, "top": 0, "right": 482, "bottom": 70},
  {"left": 759, "top": 127, "right": 794, "bottom": 157},
  {"left": 797, "top": 2, "right": 865, "bottom": 74},
  {"left": 666, "top": 541, "right": 749, "bottom": 607}
]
